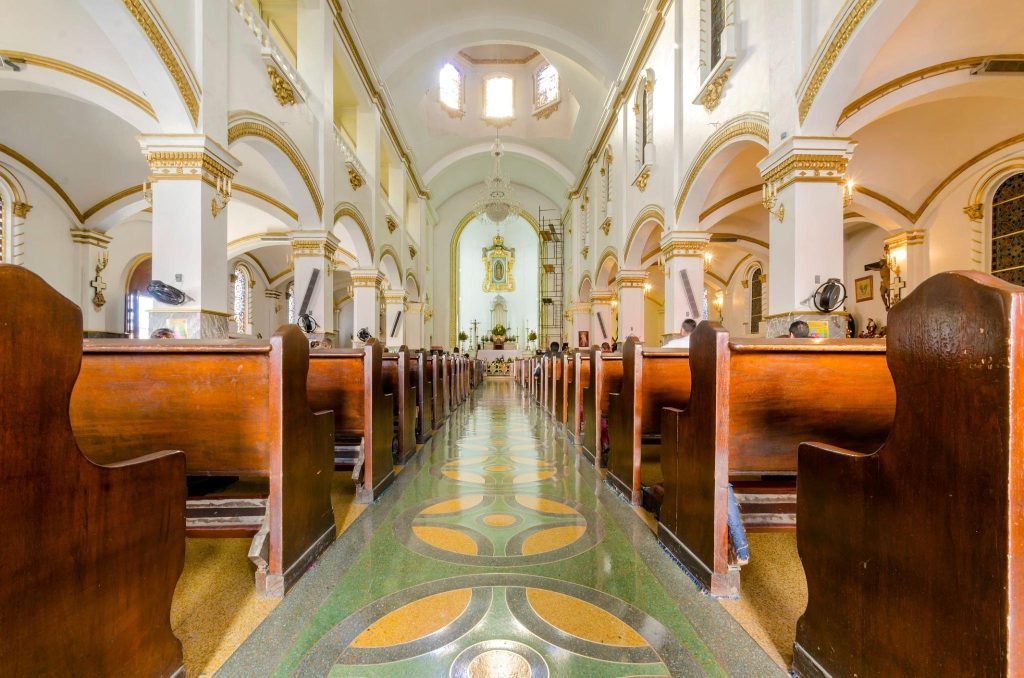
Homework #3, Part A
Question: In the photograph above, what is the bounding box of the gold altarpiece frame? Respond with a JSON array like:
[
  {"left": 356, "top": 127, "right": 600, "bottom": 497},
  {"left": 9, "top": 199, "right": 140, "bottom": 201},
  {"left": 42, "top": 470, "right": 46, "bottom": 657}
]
[{"left": 482, "top": 234, "right": 516, "bottom": 293}]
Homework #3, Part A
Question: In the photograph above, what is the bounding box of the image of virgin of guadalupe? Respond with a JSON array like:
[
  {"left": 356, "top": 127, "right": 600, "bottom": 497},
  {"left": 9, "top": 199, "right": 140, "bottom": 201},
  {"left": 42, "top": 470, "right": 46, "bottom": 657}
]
[{"left": 492, "top": 258, "right": 506, "bottom": 284}]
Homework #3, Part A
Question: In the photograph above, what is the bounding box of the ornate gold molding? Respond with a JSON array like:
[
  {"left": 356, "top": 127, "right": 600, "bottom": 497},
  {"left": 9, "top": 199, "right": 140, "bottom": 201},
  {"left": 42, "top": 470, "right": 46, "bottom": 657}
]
[
  {"left": 616, "top": 269, "right": 648, "bottom": 290},
  {"left": 533, "top": 100, "right": 560, "bottom": 120},
  {"left": 266, "top": 65, "right": 297, "bottom": 106},
  {"left": 347, "top": 164, "right": 365, "bottom": 191},
  {"left": 69, "top": 228, "right": 112, "bottom": 248},
  {"left": 457, "top": 49, "right": 540, "bottom": 65},
  {"left": 633, "top": 168, "right": 651, "bottom": 192},
  {"left": 798, "top": 0, "right": 877, "bottom": 124},
  {"left": 234, "top": 184, "right": 298, "bottom": 221},
  {"left": 0, "top": 144, "right": 81, "bottom": 221},
  {"left": 883, "top": 230, "right": 925, "bottom": 249},
  {"left": 334, "top": 203, "right": 374, "bottom": 261},
  {"left": 600, "top": 217, "right": 611, "bottom": 236},
  {"left": 12, "top": 202, "right": 32, "bottom": 219},
  {"left": 0, "top": 51, "right": 156, "bottom": 120},
  {"left": 409, "top": 245, "right": 417, "bottom": 259},
  {"left": 386, "top": 215, "right": 398, "bottom": 233},
  {"left": 581, "top": 246, "right": 590, "bottom": 259},
  {"left": 351, "top": 269, "right": 385, "bottom": 288},
  {"left": 675, "top": 113, "right": 770, "bottom": 220},
  {"left": 82, "top": 185, "right": 145, "bottom": 222},
  {"left": 383, "top": 289, "right": 407, "bottom": 306},
  {"left": 660, "top": 239, "right": 708, "bottom": 259},
  {"left": 623, "top": 206, "right": 664, "bottom": 263},
  {"left": 228, "top": 117, "right": 323, "bottom": 218},
  {"left": 591, "top": 290, "right": 614, "bottom": 304},
  {"left": 292, "top": 237, "right": 338, "bottom": 259},
  {"left": 964, "top": 203, "right": 984, "bottom": 222},
  {"left": 145, "top": 150, "right": 236, "bottom": 184},
  {"left": 761, "top": 154, "right": 850, "bottom": 189},
  {"left": 697, "top": 67, "right": 732, "bottom": 112},
  {"left": 122, "top": 0, "right": 200, "bottom": 124},
  {"left": 699, "top": 185, "right": 761, "bottom": 223}
]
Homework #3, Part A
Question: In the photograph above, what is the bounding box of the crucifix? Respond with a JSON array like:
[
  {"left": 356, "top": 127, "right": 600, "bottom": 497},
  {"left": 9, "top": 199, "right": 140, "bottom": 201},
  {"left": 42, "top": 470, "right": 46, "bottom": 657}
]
[
  {"left": 91, "top": 252, "right": 109, "bottom": 308},
  {"left": 470, "top": 319, "right": 480, "bottom": 349},
  {"left": 889, "top": 275, "right": 906, "bottom": 306}
]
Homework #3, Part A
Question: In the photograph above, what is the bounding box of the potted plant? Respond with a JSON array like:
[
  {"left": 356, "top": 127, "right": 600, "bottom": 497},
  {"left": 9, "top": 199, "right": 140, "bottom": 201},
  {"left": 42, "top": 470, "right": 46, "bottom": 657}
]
[
  {"left": 491, "top": 324, "right": 507, "bottom": 349},
  {"left": 527, "top": 330, "right": 537, "bottom": 349},
  {"left": 458, "top": 330, "right": 468, "bottom": 351}
]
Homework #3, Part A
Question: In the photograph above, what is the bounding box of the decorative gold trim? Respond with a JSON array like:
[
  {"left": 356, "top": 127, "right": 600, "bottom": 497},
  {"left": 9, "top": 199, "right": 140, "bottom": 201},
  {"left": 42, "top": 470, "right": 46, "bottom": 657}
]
[
  {"left": 633, "top": 167, "right": 651, "bottom": 192},
  {"left": 292, "top": 237, "right": 337, "bottom": 259},
  {"left": 481, "top": 234, "right": 516, "bottom": 293},
  {"left": 266, "top": 64, "right": 297, "bottom": 106},
  {"left": 0, "top": 51, "right": 156, "bottom": 120},
  {"left": 623, "top": 205, "right": 665, "bottom": 263},
  {"left": 675, "top": 113, "right": 770, "bottom": 220},
  {"left": 532, "top": 100, "right": 560, "bottom": 120},
  {"left": 568, "top": 0, "right": 670, "bottom": 198},
  {"left": 234, "top": 184, "right": 298, "bottom": 220},
  {"left": 839, "top": 54, "right": 1024, "bottom": 127},
  {"left": 697, "top": 67, "right": 732, "bottom": 112},
  {"left": 228, "top": 116, "right": 323, "bottom": 218},
  {"left": 0, "top": 143, "right": 82, "bottom": 221},
  {"left": 69, "top": 228, "right": 113, "bottom": 248},
  {"left": 351, "top": 269, "right": 385, "bottom": 288},
  {"left": 449, "top": 206, "right": 541, "bottom": 344},
  {"left": 698, "top": 185, "right": 761, "bottom": 222},
  {"left": 82, "top": 185, "right": 145, "bottom": 222},
  {"left": 327, "top": 0, "right": 429, "bottom": 198},
  {"left": 333, "top": 202, "right": 374, "bottom": 261},
  {"left": 347, "top": 164, "right": 365, "bottom": 191},
  {"left": 457, "top": 49, "right": 540, "bottom": 65},
  {"left": 12, "top": 202, "right": 32, "bottom": 219},
  {"left": 798, "top": 0, "right": 877, "bottom": 124},
  {"left": 144, "top": 150, "right": 236, "bottom": 182},
  {"left": 600, "top": 217, "right": 611, "bottom": 236},
  {"left": 581, "top": 246, "right": 590, "bottom": 259},
  {"left": 595, "top": 247, "right": 619, "bottom": 288},
  {"left": 660, "top": 238, "right": 708, "bottom": 259},
  {"left": 761, "top": 154, "right": 850, "bottom": 188},
  {"left": 853, "top": 185, "right": 915, "bottom": 222},
  {"left": 122, "top": 0, "right": 200, "bottom": 124},
  {"left": 883, "top": 229, "right": 925, "bottom": 249},
  {"left": 616, "top": 269, "right": 648, "bottom": 290},
  {"left": 386, "top": 215, "right": 398, "bottom": 233},
  {"left": 409, "top": 244, "right": 417, "bottom": 259}
]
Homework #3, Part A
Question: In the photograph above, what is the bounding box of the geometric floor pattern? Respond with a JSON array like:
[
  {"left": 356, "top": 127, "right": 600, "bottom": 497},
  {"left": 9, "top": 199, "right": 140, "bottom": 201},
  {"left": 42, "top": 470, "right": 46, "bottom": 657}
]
[{"left": 218, "top": 381, "right": 782, "bottom": 677}]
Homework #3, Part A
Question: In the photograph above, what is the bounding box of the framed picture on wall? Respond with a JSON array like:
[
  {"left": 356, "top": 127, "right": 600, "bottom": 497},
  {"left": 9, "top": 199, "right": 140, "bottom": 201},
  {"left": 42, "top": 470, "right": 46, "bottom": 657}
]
[
  {"left": 578, "top": 330, "right": 589, "bottom": 348},
  {"left": 855, "top": 275, "right": 873, "bottom": 302}
]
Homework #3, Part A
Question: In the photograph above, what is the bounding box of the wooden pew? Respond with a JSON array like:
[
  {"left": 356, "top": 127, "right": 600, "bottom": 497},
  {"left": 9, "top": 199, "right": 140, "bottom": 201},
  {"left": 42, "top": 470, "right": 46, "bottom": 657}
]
[
  {"left": 1, "top": 264, "right": 186, "bottom": 676},
  {"left": 606, "top": 337, "right": 690, "bottom": 509},
  {"left": 72, "top": 325, "right": 334, "bottom": 597},
  {"left": 658, "top": 324, "right": 894, "bottom": 598},
  {"left": 382, "top": 347, "right": 417, "bottom": 464},
  {"left": 569, "top": 352, "right": 590, "bottom": 442},
  {"left": 793, "top": 271, "right": 1024, "bottom": 677},
  {"left": 553, "top": 352, "right": 567, "bottom": 425},
  {"left": 428, "top": 353, "right": 446, "bottom": 428},
  {"left": 441, "top": 354, "right": 453, "bottom": 415},
  {"left": 561, "top": 352, "right": 575, "bottom": 428},
  {"left": 582, "top": 346, "right": 622, "bottom": 466},
  {"left": 308, "top": 339, "right": 395, "bottom": 504},
  {"left": 413, "top": 350, "right": 434, "bottom": 443}
]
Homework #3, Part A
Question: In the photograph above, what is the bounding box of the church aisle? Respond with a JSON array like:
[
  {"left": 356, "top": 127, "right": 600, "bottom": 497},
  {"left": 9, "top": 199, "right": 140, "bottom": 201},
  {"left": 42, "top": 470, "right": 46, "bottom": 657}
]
[{"left": 219, "top": 381, "right": 781, "bottom": 677}]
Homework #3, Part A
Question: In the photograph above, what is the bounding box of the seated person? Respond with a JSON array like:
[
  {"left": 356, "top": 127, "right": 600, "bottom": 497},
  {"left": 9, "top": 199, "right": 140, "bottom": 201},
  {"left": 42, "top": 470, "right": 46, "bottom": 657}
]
[
  {"left": 789, "top": 320, "right": 810, "bottom": 338},
  {"left": 664, "top": 318, "right": 697, "bottom": 348}
]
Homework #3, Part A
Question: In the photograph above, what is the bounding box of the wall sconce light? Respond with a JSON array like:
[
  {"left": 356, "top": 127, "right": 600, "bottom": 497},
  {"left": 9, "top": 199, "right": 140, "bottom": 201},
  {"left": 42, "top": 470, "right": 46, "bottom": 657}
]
[
  {"left": 761, "top": 181, "right": 785, "bottom": 222},
  {"left": 703, "top": 250, "right": 713, "bottom": 272},
  {"left": 142, "top": 181, "right": 153, "bottom": 207},
  {"left": 610, "top": 298, "right": 618, "bottom": 308},
  {"left": 211, "top": 175, "right": 232, "bottom": 218},
  {"left": 643, "top": 282, "right": 652, "bottom": 295},
  {"left": 843, "top": 179, "right": 855, "bottom": 208}
]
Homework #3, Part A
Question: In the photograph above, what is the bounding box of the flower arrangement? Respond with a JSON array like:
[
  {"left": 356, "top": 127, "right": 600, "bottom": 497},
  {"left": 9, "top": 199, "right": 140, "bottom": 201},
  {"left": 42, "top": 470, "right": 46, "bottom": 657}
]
[
  {"left": 527, "top": 330, "right": 537, "bottom": 342},
  {"left": 490, "top": 324, "right": 507, "bottom": 337},
  {"left": 458, "top": 331, "right": 468, "bottom": 342}
]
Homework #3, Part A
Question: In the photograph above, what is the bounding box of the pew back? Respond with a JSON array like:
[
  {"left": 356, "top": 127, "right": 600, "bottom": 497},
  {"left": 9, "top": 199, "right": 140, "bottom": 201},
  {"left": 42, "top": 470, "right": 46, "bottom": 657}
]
[{"left": 582, "top": 346, "right": 622, "bottom": 466}]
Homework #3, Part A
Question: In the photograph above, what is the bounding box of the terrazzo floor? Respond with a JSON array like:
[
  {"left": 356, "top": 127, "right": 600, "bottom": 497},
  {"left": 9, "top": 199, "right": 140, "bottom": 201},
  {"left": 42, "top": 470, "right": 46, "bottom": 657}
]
[{"left": 218, "top": 381, "right": 782, "bottom": 677}]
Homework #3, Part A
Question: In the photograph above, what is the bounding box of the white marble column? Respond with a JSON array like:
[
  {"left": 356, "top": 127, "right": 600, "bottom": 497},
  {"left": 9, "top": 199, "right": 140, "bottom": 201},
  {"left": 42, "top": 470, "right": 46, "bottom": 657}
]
[
  {"left": 569, "top": 302, "right": 592, "bottom": 348},
  {"left": 590, "top": 291, "right": 614, "bottom": 346},
  {"left": 383, "top": 290, "right": 407, "bottom": 349},
  {"left": 883, "top": 229, "right": 926, "bottom": 304},
  {"left": 616, "top": 269, "right": 648, "bottom": 342},
  {"left": 661, "top": 231, "right": 711, "bottom": 336},
  {"left": 758, "top": 137, "right": 856, "bottom": 337},
  {"left": 291, "top": 232, "right": 338, "bottom": 342},
  {"left": 70, "top": 228, "right": 113, "bottom": 335},
  {"left": 139, "top": 135, "right": 240, "bottom": 338},
  {"left": 350, "top": 269, "right": 383, "bottom": 347},
  {"left": 263, "top": 289, "right": 282, "bottom": 337},
  {"left": 405, "top": 301, "right": 424, "bottom": 349}
]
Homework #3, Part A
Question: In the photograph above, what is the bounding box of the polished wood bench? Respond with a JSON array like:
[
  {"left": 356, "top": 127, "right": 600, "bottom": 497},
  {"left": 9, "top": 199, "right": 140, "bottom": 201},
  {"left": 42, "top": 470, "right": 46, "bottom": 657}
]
[
  {"left": 308, "top": 339, "right": 395, "bottom": 503},
  {"left": 794, "top": 271, "right": 1023, "bottom": 677},
  {"left": 568, "top": 352, "right": 590, "bottom": 442},
  {"left": 2, "top": 264, "right": 187, "bottom": 676},
  {"left": 582, "top": 346, "right": 622, "bottom": 466},
  {"left": 427, "top": 353, "right": 445, "bottom": 428},
  {"left": 413, "top": 349, "right": 434, "bottom": 443},
  {"left": 560, "top": 352, "right": 575, "bottom": 428},
  {"left": 658, "top": 325, "right": 894, "bottom": 597},
  {"left": 553, "top": 352, "right": 567, "bottom": 424},
  {"left": 383, "top": 347, "right": 417, "bottom": 464},
  {"left": 606, "top": 337, "right": 690, "bottom": 509},
  {"left": 72, "top": 325, "right": 334, "bottom": 597}
]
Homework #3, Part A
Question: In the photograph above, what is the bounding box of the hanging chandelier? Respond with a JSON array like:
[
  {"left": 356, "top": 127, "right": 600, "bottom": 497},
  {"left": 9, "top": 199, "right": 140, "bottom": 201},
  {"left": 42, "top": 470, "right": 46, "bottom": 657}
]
[{"left": 473, "top": 136, "right": 521, "bottom": 226}]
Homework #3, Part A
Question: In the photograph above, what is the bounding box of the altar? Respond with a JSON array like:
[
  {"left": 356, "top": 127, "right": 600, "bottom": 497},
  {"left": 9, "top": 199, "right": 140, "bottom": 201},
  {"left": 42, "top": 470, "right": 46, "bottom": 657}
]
[{"left": 476, "top": 348, "right": 521, "bottom": 362}]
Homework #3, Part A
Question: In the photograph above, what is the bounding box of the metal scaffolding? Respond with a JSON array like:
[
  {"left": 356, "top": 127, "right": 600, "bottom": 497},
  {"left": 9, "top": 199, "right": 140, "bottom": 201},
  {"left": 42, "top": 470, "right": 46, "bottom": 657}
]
[{"left": 538, "top": 208, "right": 563, "bottom": 349}]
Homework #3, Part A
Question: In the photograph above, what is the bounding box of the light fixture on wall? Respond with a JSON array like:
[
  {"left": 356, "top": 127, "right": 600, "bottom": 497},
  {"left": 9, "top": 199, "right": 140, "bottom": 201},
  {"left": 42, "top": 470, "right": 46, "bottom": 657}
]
[
  {"left": 843, "top": 179, "right": 855, "bottom": 208},
  {"left": 761, "top": 181, "right": 785, "bottom": 222},
  {"left": 703, "top": 250, "right": 713, "bottom": 272},
  {"left": 643, "top": 282, "right": 652, "bottom": 295},
  {"left": 473, "top": 135, "right": 521, "bottom": 226}
]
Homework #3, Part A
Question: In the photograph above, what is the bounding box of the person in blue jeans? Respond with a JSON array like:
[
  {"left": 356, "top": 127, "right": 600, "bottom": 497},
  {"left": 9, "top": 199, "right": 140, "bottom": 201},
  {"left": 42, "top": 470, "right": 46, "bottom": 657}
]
[{"left": 727, "top": 484, "right": 750, "bottom": 565}]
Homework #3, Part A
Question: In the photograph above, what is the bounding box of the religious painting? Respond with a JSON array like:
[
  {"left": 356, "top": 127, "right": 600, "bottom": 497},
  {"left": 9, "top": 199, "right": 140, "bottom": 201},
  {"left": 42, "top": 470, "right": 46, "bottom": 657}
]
[
  {"left": 482, "top": 234, "right": 516, "bottom": 293},
  {"left": 578, "top": 330, "right": 590, "bottom": 348},
  {"left": 855, "top": 275, "right": 873, "bottom": 302}
]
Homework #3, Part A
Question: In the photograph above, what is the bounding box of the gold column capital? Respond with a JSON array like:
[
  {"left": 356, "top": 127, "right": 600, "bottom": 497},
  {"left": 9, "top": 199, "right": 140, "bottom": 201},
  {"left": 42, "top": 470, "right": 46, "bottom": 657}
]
[{"left": 69, "top": 228, "right": 113, "bottom": 248}]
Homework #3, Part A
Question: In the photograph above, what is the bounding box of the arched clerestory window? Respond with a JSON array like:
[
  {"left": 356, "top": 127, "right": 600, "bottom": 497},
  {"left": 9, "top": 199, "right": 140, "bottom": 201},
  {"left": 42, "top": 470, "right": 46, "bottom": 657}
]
[
  {"left": 749, "top": 266, "right": 763, "bottom": 334},
  {"left": 439, "top": 62, "right": 464, "bottom": 116},
  {"left": 991, "top": 172, "right": 1024, "bottom": 285},
  {"left": 232, "top": 263, "right": 253, "bottom": 334}
]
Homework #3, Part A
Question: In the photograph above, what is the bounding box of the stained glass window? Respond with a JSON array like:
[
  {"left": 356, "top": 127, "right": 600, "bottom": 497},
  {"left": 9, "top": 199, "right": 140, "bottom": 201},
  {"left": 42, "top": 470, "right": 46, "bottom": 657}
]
[
  {"left": 534, "top": 63, "right": 559, "bottom": 109},
  {"left": 233, "top": 264, "right": 252, "bottom": 333},
  {"left": 750, "top": 267, "right": 763, "bottom": 334},
  {"left": 439, "top": 62, "right": 463, "bottom": 112},
  {"left": 992, "top": 173, "right": 1024, "bottom": 286},
  {"left": 287, "top": 282, "right": 296, "bottom": 324},
  {"left": 710, "top": 0, "right": 725, "bottom": 67},
  {"left": 485, "top": 76, "right": 514, "bottom": 119}
]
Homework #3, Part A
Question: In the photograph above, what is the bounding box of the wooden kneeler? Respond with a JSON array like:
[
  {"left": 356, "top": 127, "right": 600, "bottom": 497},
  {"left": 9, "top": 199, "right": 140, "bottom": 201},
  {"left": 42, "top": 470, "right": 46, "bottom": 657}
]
[{"left": 0, "top": 264, "right": 186, "bottom": 676}]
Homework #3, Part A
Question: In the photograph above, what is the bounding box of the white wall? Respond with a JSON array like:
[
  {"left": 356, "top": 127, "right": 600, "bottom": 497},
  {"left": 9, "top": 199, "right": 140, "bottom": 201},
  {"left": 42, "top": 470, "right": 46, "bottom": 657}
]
[
  {"left": 456, "top": 213, "right": 539, "bottom": 346},
  {"left": 843, "top": 224, "right": 888, "bottom": 333}
]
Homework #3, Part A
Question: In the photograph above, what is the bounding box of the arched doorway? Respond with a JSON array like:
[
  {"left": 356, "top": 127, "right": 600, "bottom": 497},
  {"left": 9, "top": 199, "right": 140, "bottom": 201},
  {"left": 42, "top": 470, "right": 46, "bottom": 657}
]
[{"left": 124, "top": 256, "right": 152, "bottom": 339}]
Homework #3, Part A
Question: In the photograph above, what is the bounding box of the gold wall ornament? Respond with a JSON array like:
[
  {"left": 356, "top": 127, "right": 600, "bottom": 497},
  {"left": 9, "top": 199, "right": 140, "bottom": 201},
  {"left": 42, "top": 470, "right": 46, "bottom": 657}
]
[
  {"left": 482, "top": 234, "right": 516, "bottom": 293},
  {"left": 581, "top": 246, "right": 590, "bottom": 259},
  {"left": 211, "top": 176, "right": 231, "bottom": 218},
  {"left": 347, "top": 164, "right": 365, "bottom": 191},
  {"left": 798, "top": 0, "right": 877, "bottom": 125},
  {"left": 600, "top": 217, "right": 611, "bottom": 235},
  {"left": 266, "top": 65, "right": 297, "bottom": 106},
  {"left": 760, "top": 153, "right": 851, "bottom": 189},
  {"left": 409, "top": 245, "right": 417, "bottom": 259},
  {"left": 291, "top": 237, "right": 338, "bottom": 260},
  {"left": 122, "top": 0, "right": 200, "bottom": 124},
  {"left": 351, "top": 270, "right": 384, "bottom": 288},
  {"left": 386, "top": 216, "right": 398, "bottom": 233},
  {"left": 90, "top": 251, "right": 109, "bottom": 309},
  {"left": 12, "top": 202, "right": 32, "bottom": 219},
  {"left": 633, "top": 168, "right": 651, "bottom": 192},
  {"left": 227, "top": 117, "right": 323, "bottom": 217},
  {"left": 533, "top": 100, "right": 560, "bottom": 120},
  {"left": 964, "top": 202, "right": 984, "bottom": 222},
  {"left": 697, "top": 67, "right": 732, "bottom": 112}
]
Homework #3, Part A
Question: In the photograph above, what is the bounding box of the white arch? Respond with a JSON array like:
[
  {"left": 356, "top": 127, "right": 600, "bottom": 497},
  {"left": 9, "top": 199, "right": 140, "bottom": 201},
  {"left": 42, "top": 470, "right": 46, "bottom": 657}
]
[{"left": 424, "top": 141, "right": 575, "bottom": 185}]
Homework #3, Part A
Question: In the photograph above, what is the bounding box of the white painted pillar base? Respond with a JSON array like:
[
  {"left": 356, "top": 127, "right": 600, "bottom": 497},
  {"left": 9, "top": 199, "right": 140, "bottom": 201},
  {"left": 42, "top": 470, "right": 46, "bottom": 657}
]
[
  {"left": 616, "top": 269, "right": 648, "bottom": 342},
  {"left": 351, "top": 269, "right": 383, "bottom": 347},
  {"left": 661, "top": 231, "right": 711, "bottom": 337},
  {"left": 70, "top": 229, "right": 113, "bottom": 335},
  {"left": 590, "top": 291, "right": 614, "bottom": 346},
  {"left": 291, "top": 232, "right": 339, "bottom": 342},
  {"left": 383, "top": 290, "right": 408, "bottom": 349}
]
